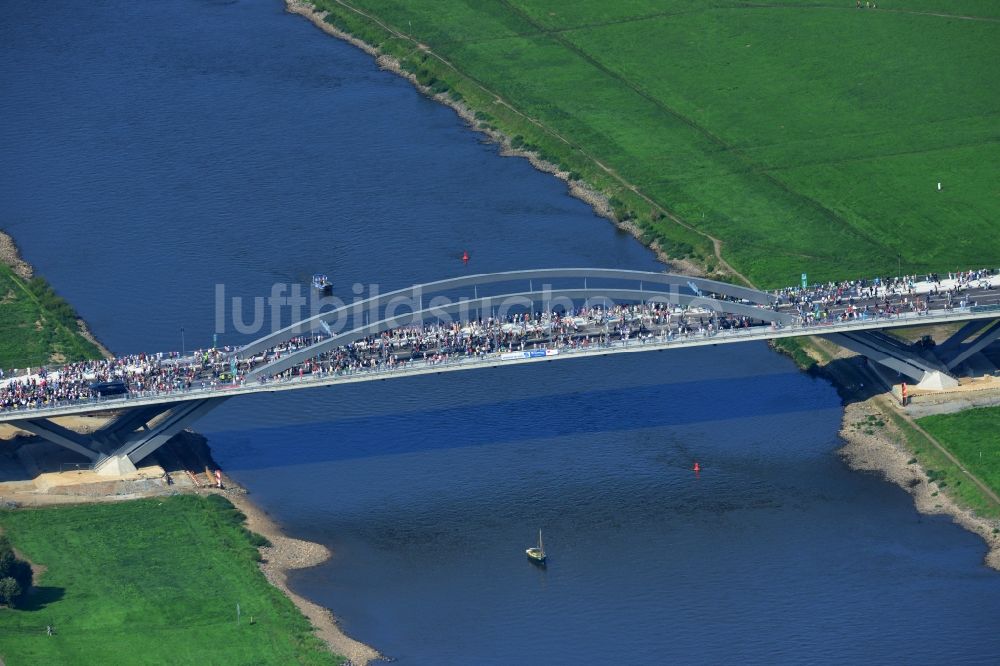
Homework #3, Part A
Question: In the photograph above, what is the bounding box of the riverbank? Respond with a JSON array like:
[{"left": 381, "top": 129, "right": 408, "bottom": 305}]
[
  {"left": 284, "top": 0, "right": 707, "bottom": 279},
  {"left": 223, "top": 489, "right": 382, "bottom": 665},
  {"left": 0, "top": 421, "right": 381, "bottom": 665},
  {"left": 0, "top": 229, "right": 112, "bottom": 365},
  {"left": 0, "top": 232, "right": 33, "bottom": 282},
  {"left": 0, "top": 493, "right": 344, "bottom": 665},
  {"left": 776, "top": 337, "right": 1000, "bottom": 570},
  {"left": 839, "top": 398, "right": 1000, "bottom": 570},
  {"left": 288, "top": 1, "right": 1000, "bottom": 286}
]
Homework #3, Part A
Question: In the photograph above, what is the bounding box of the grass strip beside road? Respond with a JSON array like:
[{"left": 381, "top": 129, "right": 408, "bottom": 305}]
[{"left": 0, "top": 494, "right": 341, "bottom": 666}]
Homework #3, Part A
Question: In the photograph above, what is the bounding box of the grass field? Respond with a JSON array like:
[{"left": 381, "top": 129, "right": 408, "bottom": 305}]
[
  {"left": 918, "top": 405, "right": 1000, "bottom": 504},
  {"left": 0, "top": 495, "right": 340, "bottom": 666},
  {"left": 310, "top": 0, "right": 1000, "bottom": 286},
  {"left": 0, "top": 263, "right": 103, "bottom": 372}
]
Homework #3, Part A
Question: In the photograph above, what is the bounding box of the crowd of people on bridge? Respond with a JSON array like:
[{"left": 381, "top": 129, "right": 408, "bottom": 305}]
[
  {"left": 0, "top": 353, "right": 203, "bottom": 412},
  {"left": 773, "top": 268, "right": 997, "bottom": 324},
  {"left": 1, "top": 301, "right": 766, "bottom": 412},
  {"left": 2, "top": 268, "right": 996, "bottom": 413},
  {"left": 237, "top": 302, "right": 764, "bottom": 381}
]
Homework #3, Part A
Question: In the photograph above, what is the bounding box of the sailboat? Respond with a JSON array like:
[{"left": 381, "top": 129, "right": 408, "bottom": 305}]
[{"left": 526, "top": 529, "right": 546, "bottom": 564}]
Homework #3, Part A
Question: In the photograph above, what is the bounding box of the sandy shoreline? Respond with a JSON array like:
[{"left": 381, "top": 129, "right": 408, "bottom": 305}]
[
  {"left": 0, "top": 231, "right": 33, "bottom": 281},
  {"left": 838, "top": 397, "right": 1000, "bottom": 570},
  {"left": 220, "top": 488, "right": 382, "bottom": 665},
  {"left": 1, "top": 488, "right": 383, "bottom": 664},
  {"left": 1, "top": 418, "right": 383, "bottom": 664}
]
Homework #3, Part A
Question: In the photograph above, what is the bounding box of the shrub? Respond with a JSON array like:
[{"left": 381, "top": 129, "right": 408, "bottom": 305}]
[
  {"left": 0, "top": 536, "right": 31, "bottom": 607},
  {"left": 0, "top": 577, "right": 21, "bottom": 606},
  {"left": 243, "top": 529, "right": 272, "bottom": 549}
]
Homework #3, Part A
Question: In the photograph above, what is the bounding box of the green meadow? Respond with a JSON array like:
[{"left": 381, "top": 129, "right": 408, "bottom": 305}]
[
  {"left": 0, "top": 495, "right": 340, "bottom": 665},
  {"left": 919, "top": 405, "right": 1000, "bottom": 503},
  {"left": 0, "top": 263, "right": 103, "bottom": 372},
  {"left": 312, "top": 0, "right": 1000, "bottom": 286}
]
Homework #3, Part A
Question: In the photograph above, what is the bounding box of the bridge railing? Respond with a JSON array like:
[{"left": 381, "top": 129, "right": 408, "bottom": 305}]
[{"left": 1, "top": 304, "right": 997, "bottom": 420}]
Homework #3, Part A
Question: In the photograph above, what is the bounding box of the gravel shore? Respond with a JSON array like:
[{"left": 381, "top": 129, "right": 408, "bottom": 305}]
[
  {"left": 220, "top": 488, "right": 382, "bottom": 665},
  {"left": 0, "top": 230, "right": 33, "bottom": 280},
  {"left": 839, "top": 397, "right": 1000, "bottom": 570}
]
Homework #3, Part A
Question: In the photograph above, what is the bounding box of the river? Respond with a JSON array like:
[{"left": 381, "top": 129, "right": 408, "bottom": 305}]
[{"left": 2, "top": 0, "right": 999, "bottom": 663}]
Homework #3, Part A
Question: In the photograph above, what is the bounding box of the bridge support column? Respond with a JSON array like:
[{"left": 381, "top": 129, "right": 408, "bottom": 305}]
[
  {"left": 98, "top": 398, "right": 226, "bottom": 473},
  {"left": 10, "top": 397, "right": 227, "bottom": 476},
  {"left": 94, "top": 453, "right": 139, "bottom": 476},
  {"left": 822, "top": 330, "right": 958, "bottom": 390},
  {"left": 940, "top": 319, "right": 1000, "bottom": 371},
  {"left": 9, "top": 419, "right": 102, "bottom": 462}
]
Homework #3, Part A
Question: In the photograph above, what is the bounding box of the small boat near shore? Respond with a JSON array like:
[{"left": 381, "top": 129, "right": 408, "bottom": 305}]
[
  {"left": 312, "top": 273, "right": 332, "bottom": 293},
  {"left": 526, "top": 529, "right": 546, "bottom": 564}
]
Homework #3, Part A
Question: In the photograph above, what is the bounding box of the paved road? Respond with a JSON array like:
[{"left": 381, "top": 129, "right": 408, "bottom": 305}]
[
  {"left": 771, "top": 276, "right": 1000, "bottom": 322},
  {"left": 3, "top": 303, "right": 997, "bottom": 423}
]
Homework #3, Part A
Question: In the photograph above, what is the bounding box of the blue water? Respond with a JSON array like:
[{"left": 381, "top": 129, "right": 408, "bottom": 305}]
[{"left": 2, "top": 1, "right": 999, "bottom": 664}]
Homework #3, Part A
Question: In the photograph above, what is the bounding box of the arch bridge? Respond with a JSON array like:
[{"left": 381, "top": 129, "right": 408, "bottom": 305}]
[{"left": 2, "top": 269, "right": 997, "bottom": 475}]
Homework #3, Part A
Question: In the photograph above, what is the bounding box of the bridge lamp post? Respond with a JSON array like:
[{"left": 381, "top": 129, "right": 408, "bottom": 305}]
[{"left": 181, "top": 327, "right": 186, "bottom": 359}]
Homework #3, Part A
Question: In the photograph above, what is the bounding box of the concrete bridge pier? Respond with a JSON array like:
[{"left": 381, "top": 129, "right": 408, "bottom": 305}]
[
  {"left": 10, "top": 397, "right": 227, "bottom": 476},
  {"left": 938, "top": 319, "right": 1000, "bottom": 372},
  {"left": 11, "top": 418, "right": 102, "bottom": 463},
  {"left": 822, "top": 330, "right": 959, "bottom": 390}
]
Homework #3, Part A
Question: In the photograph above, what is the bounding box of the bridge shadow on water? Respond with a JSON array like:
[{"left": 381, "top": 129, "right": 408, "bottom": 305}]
[{"left": 208, "top": 370, "right": 843, "bottom": 472}]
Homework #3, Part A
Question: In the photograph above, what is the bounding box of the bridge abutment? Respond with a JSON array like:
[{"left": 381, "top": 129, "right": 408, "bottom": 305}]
[
  {"left": 822, "top": 317, "right": 1000, "bottom": 390},
  {"left": 95, "top": 453, "right": 138, "bottom": 476},
  {"left": 822, "top": 330, "right": 958, "bottom": 388},
  {"left": 8, "top": 397, "right": 227, "bottom": 473}
]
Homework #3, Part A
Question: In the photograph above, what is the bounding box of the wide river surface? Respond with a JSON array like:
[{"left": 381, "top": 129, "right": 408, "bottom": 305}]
[{"left": 2, "top": 1, "right": 999, "bottom": 663}]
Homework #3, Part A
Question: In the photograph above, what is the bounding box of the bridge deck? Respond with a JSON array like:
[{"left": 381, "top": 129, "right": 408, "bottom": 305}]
[{"left": 3, "top": 305, "right": 996, "bottom": 423}]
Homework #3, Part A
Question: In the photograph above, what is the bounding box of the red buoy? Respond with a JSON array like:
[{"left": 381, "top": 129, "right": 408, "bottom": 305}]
[
  {"left": 462, "top": 250, "right": 470, "bottom": 264},
  {"left": 693, "top": 461, "right": 701, "bottom": 473}
]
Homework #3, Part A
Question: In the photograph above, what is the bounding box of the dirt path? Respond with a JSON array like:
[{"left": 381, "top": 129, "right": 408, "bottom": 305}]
[
  {"left": 739, "top": 3, "right": 1000, "bottom": 24},
  {"left": 901, "top": 409, "right": 1000, "bottom": 506}
]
